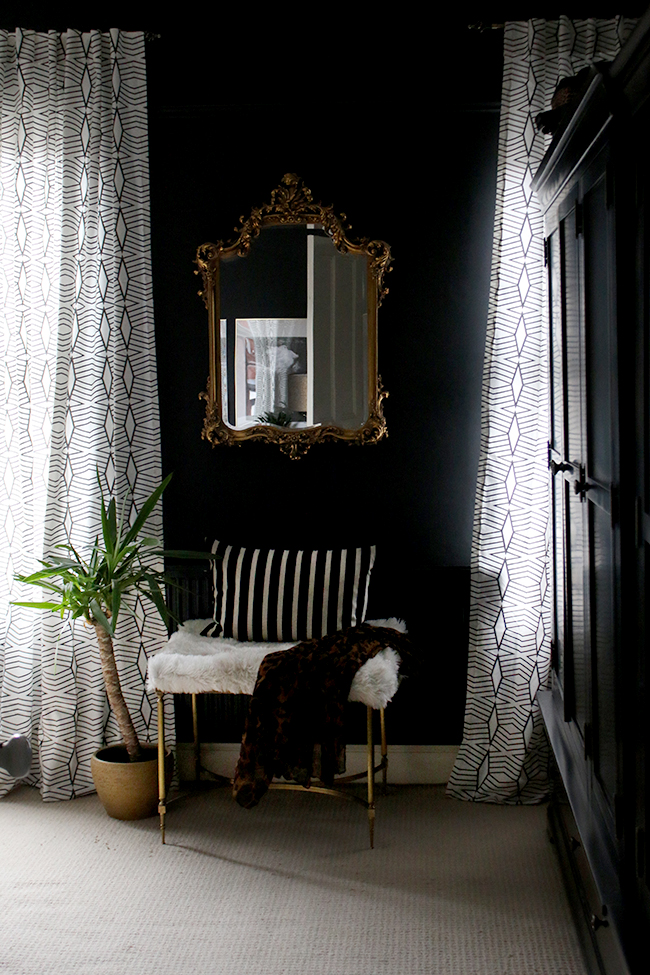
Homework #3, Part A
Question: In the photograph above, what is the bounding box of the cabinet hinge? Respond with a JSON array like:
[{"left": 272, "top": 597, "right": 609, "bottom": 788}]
[
  {"left": 590, "top": 911, "right": 609, "bottom": 931},
  {"left": 575, "top": 201, "right": 584, "bottom": 237},
  {"left": 543, "top": 237, "right": 549, "bottom": 267}
]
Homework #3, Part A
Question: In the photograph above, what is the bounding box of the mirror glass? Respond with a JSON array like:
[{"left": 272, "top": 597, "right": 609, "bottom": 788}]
[
  {"left": 220, "top": 225, "right": 368, "bottom": 430},
  {"left": 196, "top": 174, "right": 391, "bottom": 458}
]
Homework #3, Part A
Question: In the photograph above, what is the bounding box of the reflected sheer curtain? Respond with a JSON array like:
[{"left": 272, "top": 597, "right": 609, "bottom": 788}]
[
  {"left": 447, "top": 16, "right": 636, "bottom": 803},
  {"left": 249, "top": 327, "right": 280, "bottom": 416},
  {"left": 247, "top": 319, "right": 298, "bottom": 417},
  {"left": 0, "top": 29, "right": 173, "bottom": 800}
]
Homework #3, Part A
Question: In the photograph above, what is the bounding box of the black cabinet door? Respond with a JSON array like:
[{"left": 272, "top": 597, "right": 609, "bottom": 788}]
[
  {"left": 631, "top": 127, "right": 650, "bottom": 922},
  {"left": 549, "top": 208, "right": 590, "bottom": 738},
  {"left": 583, "top": 173, "right": 619, "bottom": 811},
  {"left": 548, "top": 158, "right": 620, "bottom": 836}
]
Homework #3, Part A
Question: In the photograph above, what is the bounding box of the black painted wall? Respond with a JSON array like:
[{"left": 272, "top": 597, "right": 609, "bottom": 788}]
[{"left": 146, "top": 24, "right": 502, "bottom": 742}]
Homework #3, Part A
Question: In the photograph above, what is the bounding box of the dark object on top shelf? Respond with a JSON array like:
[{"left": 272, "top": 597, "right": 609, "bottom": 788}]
[{"left": 536, "top": 63, "right": 607, "bottom": 136}]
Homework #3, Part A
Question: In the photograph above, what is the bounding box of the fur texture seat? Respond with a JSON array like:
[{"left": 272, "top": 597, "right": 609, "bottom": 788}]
[{"left": 147, "top": 617, "right": 406, "bottom": 708}]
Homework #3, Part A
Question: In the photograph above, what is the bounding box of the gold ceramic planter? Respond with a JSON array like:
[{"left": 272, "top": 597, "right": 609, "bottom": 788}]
[{"left": 91, "top": 743, "right": 172, "bottom": 821}]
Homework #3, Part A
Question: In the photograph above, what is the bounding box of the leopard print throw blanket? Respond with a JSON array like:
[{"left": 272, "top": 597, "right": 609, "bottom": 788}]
[{"left": 233, "top": 623, "right": 415, "bottom": 809}]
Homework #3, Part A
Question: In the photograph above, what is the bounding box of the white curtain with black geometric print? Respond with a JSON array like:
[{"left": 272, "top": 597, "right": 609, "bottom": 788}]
[
  {"left": 0, "top": 29, "right": 173, "bottom": 800},
  {"left": 447, "top": 17, "right": 636, "bottom": 804}
]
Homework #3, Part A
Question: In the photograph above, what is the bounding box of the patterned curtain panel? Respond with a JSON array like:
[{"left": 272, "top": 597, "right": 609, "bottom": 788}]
[
  {"left": 0, "top": 29, "right": 173, "bottom": 800},
  {"left": 447, "top": 17, "right": 637, "bottom": 804}
]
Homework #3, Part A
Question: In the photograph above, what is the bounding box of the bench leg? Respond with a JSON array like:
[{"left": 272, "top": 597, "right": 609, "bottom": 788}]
[
  {"left": 157, "top": 691, "right": 166, "bottom": 844},
  {"left": 192, "top": 693, "right": 201, "bottom": 782},
  {"left": 380, "top": 707, "right": 387, "bottom": 794},
  {"left": 367, "top": 706, "right": 375, "bottom": 849}
]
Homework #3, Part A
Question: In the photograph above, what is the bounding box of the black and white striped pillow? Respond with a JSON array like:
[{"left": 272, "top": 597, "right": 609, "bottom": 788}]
[{"left": 211, "top": 540, "right": 376, "bottom": 642}]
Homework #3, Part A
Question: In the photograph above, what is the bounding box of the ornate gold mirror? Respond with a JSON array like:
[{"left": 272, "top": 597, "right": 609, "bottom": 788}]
[{"left": 195, "top": 174, "right": 392, "bottom": 459}]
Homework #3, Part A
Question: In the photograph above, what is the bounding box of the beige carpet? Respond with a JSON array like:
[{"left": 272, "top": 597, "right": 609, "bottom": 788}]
[{"left": 0, "top": 784, "right": 587, "bottom": 975}]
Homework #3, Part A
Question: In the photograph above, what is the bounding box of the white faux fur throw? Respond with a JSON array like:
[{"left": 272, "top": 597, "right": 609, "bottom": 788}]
[{"left": 147, "top": 618, "right": 407, "bottom": 710}]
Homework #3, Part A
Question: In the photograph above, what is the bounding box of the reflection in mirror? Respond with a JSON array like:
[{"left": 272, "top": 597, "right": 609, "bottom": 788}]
[
  {"left": 196, "top": 174, "right": 391, "bottom": 458},
  {"left": 225, "top": 318, "right": 308, "bottom": 427},
  {"left": 220, "top": 226, "right": 368, "bottom": 430}
]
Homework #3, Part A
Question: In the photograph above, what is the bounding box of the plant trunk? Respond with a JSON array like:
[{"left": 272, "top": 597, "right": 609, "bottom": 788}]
[{"left": 93, "top": 622, "right": 143, "bottom": 762}]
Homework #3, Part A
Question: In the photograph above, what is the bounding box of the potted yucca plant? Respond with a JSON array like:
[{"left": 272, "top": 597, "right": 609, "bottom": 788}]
[{"left": 13, "top": 472, "right": 212, "bottom": 818}]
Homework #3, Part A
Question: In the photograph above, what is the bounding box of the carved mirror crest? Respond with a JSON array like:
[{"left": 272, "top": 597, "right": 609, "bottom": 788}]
[{"left": 195, "top": 174, "right": 392, "bottom": 459}]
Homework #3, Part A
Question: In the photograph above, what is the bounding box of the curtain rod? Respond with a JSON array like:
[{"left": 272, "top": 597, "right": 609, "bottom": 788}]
[
  {"left": 468, "top": 8, "right": 645, "bottom": 29},
  {"left": 467, "top": 7, "right": 646, "bottom": 34},
  {"left": 0, "top": 28, "right": 162, "bottom": 39}
]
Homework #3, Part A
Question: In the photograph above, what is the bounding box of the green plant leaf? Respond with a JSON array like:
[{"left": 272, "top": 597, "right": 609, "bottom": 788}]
[
  {"left": 141, "top": 573, "right": 169, "bottom": 626},
  {"left": 17, "top": 566, "right": 71, "bottom": 584},
  {"left": 38, "top": 555, "right": 83, "bottom": 570},
  {"left": 122, "top": 472, "right": 173, "bottom": 548},
  {"left": 89, "top": 598, "right": 114, "bottom": 637},
  {"left": 62, "top": 540, "right": 88, "bottom": 569},
  {"left": 111, "top": 585, "right": 122, "bottom": 629},
  {"left": 107, "top": 497, "right": 117, "bottom": 548}
]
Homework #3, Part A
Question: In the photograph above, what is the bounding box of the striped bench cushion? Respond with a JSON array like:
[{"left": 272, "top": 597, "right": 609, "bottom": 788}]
[{"left": 211, "top": 540, "right": 376, "bottom": 642}]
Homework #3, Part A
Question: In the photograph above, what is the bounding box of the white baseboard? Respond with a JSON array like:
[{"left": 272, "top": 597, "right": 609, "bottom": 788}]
[{"left": 175, "top": 742, "right": 459, "bottom": 785}]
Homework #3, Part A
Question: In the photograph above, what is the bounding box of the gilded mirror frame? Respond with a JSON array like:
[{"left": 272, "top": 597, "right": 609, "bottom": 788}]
[{"left": 195, "top": 174, "right": 392, "bottom": 459}]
